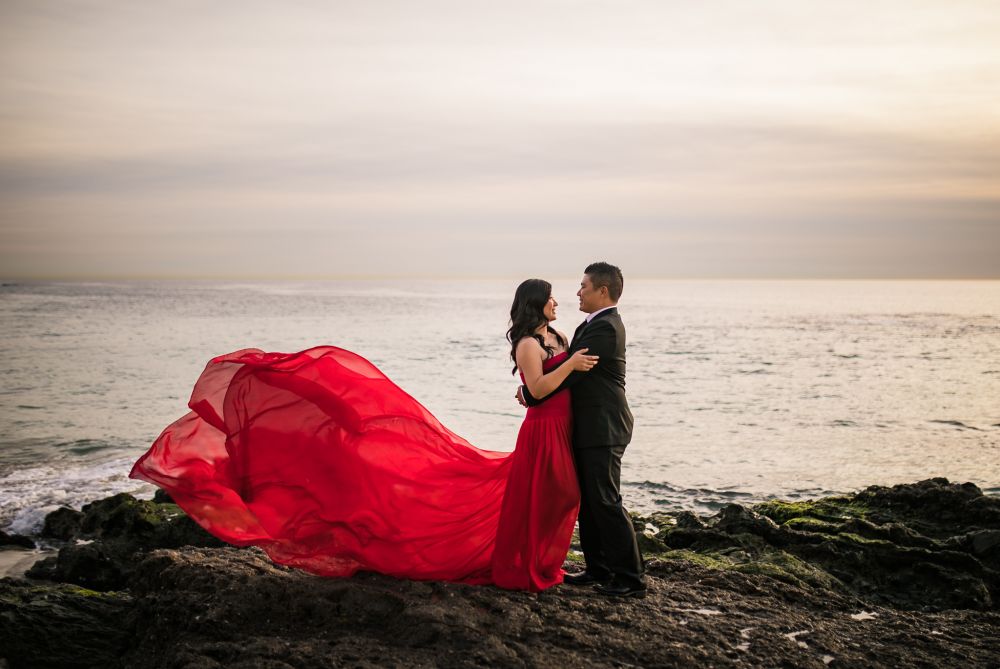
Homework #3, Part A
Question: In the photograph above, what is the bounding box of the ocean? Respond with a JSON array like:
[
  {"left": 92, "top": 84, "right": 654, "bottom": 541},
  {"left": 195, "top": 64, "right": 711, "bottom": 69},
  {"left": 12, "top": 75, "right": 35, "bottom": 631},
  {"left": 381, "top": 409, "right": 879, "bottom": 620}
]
[{"left": 1, "top": 279, "right": 998, "bottom": 534}]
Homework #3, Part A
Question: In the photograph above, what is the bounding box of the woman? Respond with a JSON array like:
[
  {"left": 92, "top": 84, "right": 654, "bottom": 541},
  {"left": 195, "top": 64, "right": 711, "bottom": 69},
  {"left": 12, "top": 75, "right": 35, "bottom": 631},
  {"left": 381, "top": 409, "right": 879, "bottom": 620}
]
[
  {"left": 492, "top": 279, "right": 594, "bottom": 590},
  {"left": 129, "top": 279, "right": 595, "bottom": 591}
]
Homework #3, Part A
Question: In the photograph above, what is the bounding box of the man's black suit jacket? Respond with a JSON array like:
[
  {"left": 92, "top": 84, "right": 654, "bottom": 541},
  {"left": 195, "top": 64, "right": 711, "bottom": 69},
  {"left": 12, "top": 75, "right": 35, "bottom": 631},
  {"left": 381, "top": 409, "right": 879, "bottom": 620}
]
[{"left": 522, "top": 307, "right": 634, "bottom": 449}]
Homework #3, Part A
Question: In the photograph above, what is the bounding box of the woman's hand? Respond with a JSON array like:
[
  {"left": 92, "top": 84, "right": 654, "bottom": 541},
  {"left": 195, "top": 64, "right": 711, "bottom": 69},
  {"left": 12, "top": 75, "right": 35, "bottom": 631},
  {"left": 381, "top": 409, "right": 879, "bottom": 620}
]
[{"left": 569, "top": 348, "right": 599, "bottom": 372}]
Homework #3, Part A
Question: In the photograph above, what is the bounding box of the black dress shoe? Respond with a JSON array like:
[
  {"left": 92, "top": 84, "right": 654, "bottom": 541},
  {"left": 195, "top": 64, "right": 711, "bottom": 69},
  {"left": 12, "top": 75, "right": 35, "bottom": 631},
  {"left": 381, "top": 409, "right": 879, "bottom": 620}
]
[
  {"left": 594, "top": 581, "right": 647, "bottom": 599},
  {"left": 563, "top": 571, "right": 612, "bottom": 586}
]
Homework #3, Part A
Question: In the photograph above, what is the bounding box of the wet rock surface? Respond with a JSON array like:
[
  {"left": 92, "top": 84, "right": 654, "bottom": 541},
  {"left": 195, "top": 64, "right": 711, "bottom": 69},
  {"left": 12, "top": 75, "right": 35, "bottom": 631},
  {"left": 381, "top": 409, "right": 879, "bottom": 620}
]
[
  {"left": 40, "top": 506, "right": 84, "bottom": 541},
  {"left": 25, "top": 492, "right": 226, "bottom": 590},
  {"left": 2, "top": 478, "right": 998, "bottom": 668},
  {"left": 651, "top": 477, "right": 1000, "bottom": 612},
  {"left": 0, "top": 581, "right": 133, "bottom": 669},
  {"left": 0, "top": 530, "right": 35, "bottom": 549}
]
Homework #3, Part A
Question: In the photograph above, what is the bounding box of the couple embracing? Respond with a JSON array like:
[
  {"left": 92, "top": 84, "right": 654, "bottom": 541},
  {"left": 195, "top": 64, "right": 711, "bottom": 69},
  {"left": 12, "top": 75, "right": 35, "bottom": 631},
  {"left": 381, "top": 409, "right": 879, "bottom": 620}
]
[
  {"left": 504, "top": 262, "right": 646, "bottom": 598},
  {"left": 129, "top": 261, "right": 645, "bottom": 597}
]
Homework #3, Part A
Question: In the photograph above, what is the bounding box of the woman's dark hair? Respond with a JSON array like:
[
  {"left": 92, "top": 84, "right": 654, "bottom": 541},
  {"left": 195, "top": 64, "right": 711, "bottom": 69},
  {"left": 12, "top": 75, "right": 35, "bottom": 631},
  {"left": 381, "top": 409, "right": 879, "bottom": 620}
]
[{"left": 507, "top": 278, "right": 566, "bottom": 374}]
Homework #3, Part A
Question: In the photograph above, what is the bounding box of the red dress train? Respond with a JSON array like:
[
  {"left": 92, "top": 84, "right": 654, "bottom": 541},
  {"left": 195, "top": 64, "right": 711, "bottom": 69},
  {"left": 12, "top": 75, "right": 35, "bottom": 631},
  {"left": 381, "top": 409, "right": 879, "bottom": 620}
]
[{"left": 129, "top": 346, "right": 580, "bottom": 591}]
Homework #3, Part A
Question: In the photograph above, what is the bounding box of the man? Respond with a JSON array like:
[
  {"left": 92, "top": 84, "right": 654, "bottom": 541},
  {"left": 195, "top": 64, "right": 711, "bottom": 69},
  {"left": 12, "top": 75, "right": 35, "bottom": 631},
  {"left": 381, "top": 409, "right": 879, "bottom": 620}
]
[{"left": 518, "top": 261, "right": 646, "bottom": 598}]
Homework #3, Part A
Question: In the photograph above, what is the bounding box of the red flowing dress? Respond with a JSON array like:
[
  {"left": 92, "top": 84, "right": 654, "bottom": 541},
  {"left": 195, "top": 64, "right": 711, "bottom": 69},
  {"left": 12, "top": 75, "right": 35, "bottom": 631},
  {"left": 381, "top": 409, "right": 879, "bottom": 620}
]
[{"left": 129, "top": 346, "right": 580, "bottom": 591}]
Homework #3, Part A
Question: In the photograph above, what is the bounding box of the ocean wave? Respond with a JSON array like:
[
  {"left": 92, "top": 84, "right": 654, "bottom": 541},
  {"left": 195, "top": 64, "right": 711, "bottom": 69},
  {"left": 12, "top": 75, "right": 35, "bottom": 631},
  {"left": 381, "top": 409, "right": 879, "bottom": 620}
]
[
  {"left": 929, "top": 420, "right": 983, "bottom": 431},
  {"left": 52, "top": 438, "right": 123, "bottom": 456},
  {"left": 622, "top": 480, "right": 850, "bottom": 515},
  {"left": 0, "top": 455, "right": 152, "bottom": 535}
]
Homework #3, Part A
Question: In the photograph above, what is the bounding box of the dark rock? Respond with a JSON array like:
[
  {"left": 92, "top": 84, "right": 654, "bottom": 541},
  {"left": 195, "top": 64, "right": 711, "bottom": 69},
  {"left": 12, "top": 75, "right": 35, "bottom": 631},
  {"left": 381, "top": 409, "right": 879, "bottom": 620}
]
[
  {"left": 51, "top": 543, "right": 127, "bottom": 591},
  {"left": 635, "top": 531, "right": 668, "bottom": 554},
  {"left": 0, "top": 580, "right": 133, "bottom": 668},
  {"left": 673, "top": 510, "right": 707, "bottom": 530},
  {"left": 967, "top": 494, "right": 1000, "bottom": 527},
  {"left": 152, "top": 488, "right": 174, "bottom": 504},
  {"left": 661, "top": 527, "right": 701, "bottom": 550},
  {"left": 645, "top": 511, "right": 676, "bottom": 530},
  {"left": 80, "top": 492, "right": 165, "bottom": 540},
  {"left": 41, "top": 506, "right": 84, "bottom": 540},
  {"left": 969, "top": 529, "right": 1000, "bottom": 562},
  {"left": 714, "top": 503, "right": 782, "bottom": 538},
  {"left": 630, "top": 513, "right": 669, "bottom": 553},
  {"left": 4, "top": 544, "right": 999, "bottom": 669},
  {"left": 24, "top": 555, "right": 58, "bottom": 580},
  {"left": 854, "top": 478, "right": 1000, "bottom": 536},
  {"left": 648, "top": 478, "right": 1000, "bottom": 612},
  {"left": 4, "top": 480, "right": 998, "bottom": 668},
  {"left": 0, "top": 530, "right": 35, "bottom": 549},
  {"left": 28, "top": 494, "right": 225, "bottom": 593},
  {"left": 77, "top": 492, "right": 225, "bottom": 552}
]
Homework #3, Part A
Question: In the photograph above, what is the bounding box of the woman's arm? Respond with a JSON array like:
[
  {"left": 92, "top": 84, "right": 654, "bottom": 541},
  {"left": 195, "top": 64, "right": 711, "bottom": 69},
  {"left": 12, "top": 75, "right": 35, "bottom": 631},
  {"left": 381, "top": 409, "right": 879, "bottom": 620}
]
[
  {"left": 515, "top": 337, "right": 597, "bottom": 401},
  {"left": 520, "top": 320, "right": 615, "bottom": 406}
]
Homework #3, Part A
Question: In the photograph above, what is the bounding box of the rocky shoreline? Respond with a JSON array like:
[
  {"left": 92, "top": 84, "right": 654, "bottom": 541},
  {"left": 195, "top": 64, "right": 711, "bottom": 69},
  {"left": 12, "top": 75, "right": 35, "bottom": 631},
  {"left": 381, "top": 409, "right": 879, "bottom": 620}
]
[{"left": 1, "top": 478, "right": 998, "bottom": 668}]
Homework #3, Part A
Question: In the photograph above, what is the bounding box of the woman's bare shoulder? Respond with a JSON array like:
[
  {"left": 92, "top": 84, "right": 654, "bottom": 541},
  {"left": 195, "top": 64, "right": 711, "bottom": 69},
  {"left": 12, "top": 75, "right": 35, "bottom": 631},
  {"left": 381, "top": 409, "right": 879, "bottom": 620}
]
[{"left": 514, "top": 335, "right": 544, "bottom": 353}]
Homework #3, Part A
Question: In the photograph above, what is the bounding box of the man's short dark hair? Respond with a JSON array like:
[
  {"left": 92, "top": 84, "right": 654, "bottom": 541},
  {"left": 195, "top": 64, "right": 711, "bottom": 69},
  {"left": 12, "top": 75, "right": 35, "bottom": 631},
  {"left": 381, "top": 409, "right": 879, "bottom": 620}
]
[{"left": 585, "top": 261, "right": 624, "bottom": 302}]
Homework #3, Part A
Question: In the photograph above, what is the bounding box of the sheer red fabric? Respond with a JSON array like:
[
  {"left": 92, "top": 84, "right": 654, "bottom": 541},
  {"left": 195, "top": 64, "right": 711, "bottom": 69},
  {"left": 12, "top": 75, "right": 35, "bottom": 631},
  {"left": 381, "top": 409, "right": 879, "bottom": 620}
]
[{"left": 129, "top": 346, "right": 579, "bottom": 590}]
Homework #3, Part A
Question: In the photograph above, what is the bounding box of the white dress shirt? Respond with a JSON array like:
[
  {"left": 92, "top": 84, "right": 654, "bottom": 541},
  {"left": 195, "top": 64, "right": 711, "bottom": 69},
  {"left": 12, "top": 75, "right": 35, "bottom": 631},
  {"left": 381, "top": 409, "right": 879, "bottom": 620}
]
[{"left": 585, "top": 305, "right": 616, "bottom": 323}]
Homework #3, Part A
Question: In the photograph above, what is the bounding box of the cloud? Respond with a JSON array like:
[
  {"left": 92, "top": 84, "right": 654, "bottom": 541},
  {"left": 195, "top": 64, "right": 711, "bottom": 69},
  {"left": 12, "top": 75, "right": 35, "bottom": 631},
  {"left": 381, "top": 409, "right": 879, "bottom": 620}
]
[
  {"left": 1, "top": 1, "right": 998, "bottom": 278},
  {"left": 1, "top": 119, "right": 995, "bottom": 198}
]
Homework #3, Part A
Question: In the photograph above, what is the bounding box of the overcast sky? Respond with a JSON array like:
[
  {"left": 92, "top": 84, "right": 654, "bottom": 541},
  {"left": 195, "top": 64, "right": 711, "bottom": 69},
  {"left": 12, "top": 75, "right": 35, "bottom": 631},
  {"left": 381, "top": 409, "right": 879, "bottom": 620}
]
[{"left": 1, "top": 1, "right": 998, "bottom": 279}]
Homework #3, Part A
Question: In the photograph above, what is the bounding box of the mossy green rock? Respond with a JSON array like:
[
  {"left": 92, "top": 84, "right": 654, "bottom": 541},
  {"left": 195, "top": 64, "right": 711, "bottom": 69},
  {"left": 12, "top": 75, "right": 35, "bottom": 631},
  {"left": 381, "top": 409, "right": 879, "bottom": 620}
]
[
  {"left": 638, "top": 478, "right": 1000, "bottom": 611},
  {"left": 28, "top": 493, "right": 226, "bottom": 591},
  {"left": 41, "top": 506, "right": 84, "bottom": 540},
  {"left": 0, "top": 580, "right": 133, "bottom": 668}
]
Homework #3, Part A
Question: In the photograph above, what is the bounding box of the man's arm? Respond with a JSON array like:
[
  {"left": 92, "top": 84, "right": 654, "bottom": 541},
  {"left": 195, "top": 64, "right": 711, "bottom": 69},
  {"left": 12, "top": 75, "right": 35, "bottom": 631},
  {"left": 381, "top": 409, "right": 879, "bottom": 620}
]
[{"left": 520, "top": 321, "right": 616, "bottom": 407}]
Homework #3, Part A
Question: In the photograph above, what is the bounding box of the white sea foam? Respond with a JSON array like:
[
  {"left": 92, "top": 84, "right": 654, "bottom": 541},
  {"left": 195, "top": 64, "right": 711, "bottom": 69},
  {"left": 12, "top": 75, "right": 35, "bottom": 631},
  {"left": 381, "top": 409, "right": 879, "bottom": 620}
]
[{"left": 0, "top": 455, "right": 153, "bottom": 535}]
